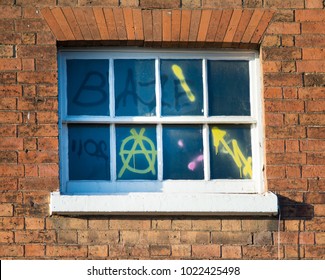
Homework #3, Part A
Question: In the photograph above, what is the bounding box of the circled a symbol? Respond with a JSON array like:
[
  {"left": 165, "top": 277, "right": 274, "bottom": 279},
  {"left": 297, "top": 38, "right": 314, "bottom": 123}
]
[{"left": 118, "top": 128, "right": 157, "bottom": 178}]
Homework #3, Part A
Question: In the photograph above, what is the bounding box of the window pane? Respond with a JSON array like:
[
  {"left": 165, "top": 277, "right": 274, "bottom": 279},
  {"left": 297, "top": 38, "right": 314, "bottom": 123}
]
[
  {"left": 115, "top": 59, "right": 156, "bottom": 116},
  {"left": 161, "top": 59, "right": 203, "bottom": 116},
  {"left": 163, "top": 125, "right": 204, "bottom": 179},
  {"left": 209, "top": 125, "right": 252, "bottom": 179},
  {"left": 68, "top": 125, "right": 110, "bottom": 180},
  {"left": 116, "top": 125, "right": 157, "bottom": 180},
  {"left": 67, "top": 59, "right": 109, "bottom": 116},
  {"left": 208, "top": 60, "right": 250, "bottom": 116}
]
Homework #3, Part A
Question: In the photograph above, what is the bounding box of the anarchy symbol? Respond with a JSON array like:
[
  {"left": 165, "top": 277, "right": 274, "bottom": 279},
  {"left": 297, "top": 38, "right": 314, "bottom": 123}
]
[{"left": 118, "top": 128, "right": 157, "bottom": 178}]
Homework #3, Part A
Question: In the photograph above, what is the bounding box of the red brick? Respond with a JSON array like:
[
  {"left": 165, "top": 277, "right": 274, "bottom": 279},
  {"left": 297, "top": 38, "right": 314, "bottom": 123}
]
[
  {"left": 19, "top": 151, "right": 58, "bottom": 164},
  {"left": 264, "top": 73, "right": 303, "bottom": 87},
  {"left": 19, "top": 177, "right": 59, "bottom": 191},
  {"left": 0, "top": 217, "right": 24, "bottom": 230},
  {"left": 171, "top": 244, "right": 191, "bottom": 257},
  {"left": 88, "top": 245, "right": 108, "bottom": 258},
  {"left": 303, "top": 49, "right": 325, "bottom": 60},
  {"left": 139, "top": 231, "right": 180, "bottom": 245},
  {"left": 305, "top": 0, "right": 324, "bottom": 8},
  {"left": 300, "top": 114, "right": 325, "bottom": 125},
  {"left": 307, "top": 153, "right": 325, "bottom": 165},
  {"left": 110, "top": 218, "right": 151, "bottom": 230},
  {"left": 266, "top": 140, "right": 285, "bottom": 153},
  {"left": 263, "top": 48, "right": 301, "bottom": 61},
  {"left": 296, "top": 35, "right": 325, "bottom": 48},
  {"left": 267, "top": 22, "right": 301, "bottom": 35},
  {"left": 265, "top": 113, "right": 283, "bottom": 126},
  {"left": 80, "top": 230, "right": 118, "bottom": 244},
  {"left": 141, "top": 0, "right": 179, "bottom": 8},
  {"left": 25, "top": 217, "right": 45, "bottom": 230},
  {"left": 0, "top": 138, "right": 23, "bottom": 151},
  {"left": 306, "top": 193, "right": 325, "bottom": 204},
  {"left": 46, "top": 245, "right": 87, "bottom": 258},
  {"left": 150, "top": 245, "right": 171, "bottom": 256},
  {"left": 0, "top": 245, "right": 23, "bottom": 257},
  {"left": 180, "top": 231, "right": 210, "bottom": 244},
  {"left": 263, "top": 61, "right": 281, "bottom": 73},
  {"left": 265, "top": 100, "right": 304, "bottom": 113},
  {"left": 25, "top": 244, "right": 45, "bottom": 257},
  {"left": 297, "top": 61, "right": 325, "bottom": 73},
  {"left": 18, "top": 72, "right": 57, "bottom": 84},
  {"left": 243, "top": 246, "right": 282, "bottom": 259},
  {"left": 266, "top": 126, "right": 306, "bottom": 139},
  {"left": 18, "top": 125, "right": 58, "bottom": 137},
  {"left": 305, "top": 246, "right": 325, "bottom": 259},
  {"left": 15, "top": 230, "right": 56, "bottom": 243},
  {"left": 301, "top": 140, "right": 325, "bottom": 152},
  {"left": 267, "top": 0, "right": 304, "bottom": 8},
  {"left": 296, "top": 10, "right": 325, "bottom": 22},
  {"left": 303, "top": 166, "right": 325, "bottom": 178},
  {"left": 266, "top": 166, "right": 286, "bottom": 179},
  {"left": 202, "top": 0, "right": 241, "bottom": 7},
  {"left": 0, "top": 164, "right": 24, "bottom": 177},
  {"left": 269, "top": 178, "right": 308, "bottom": 191},
  {"left": 286, "top": 166, "right": 301, "bottom": 178},
  {"left": 0, "top": 179, "right": 18, "bottom": 191},
  {"left": 212, "top": 232, "right": 252, "bottom": 245},
  {"left": 299, "top": 87, "right": 325, "bottom": 99},
  {"left": 0, "top": 231, "right": 14, "bottom": 243},
  {"left": 221, "top": 245, "right": 242, "bottom": 259},
  {"left": 46, "top": 217, "right": 87, "bottom": 230},
  {"left": 0, "top": 204, "right": 13, "bottom": 217},
  {"left": 192, "top": 244, "right": 221, "bottom": 258},
  {"left": 0, "top": 59, "right": 22, "bottom": 71}
]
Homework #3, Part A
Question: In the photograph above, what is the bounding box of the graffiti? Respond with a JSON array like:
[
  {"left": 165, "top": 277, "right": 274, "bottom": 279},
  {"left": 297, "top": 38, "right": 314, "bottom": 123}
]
[
  {"left": 73, "top": 71, "right": 107, "bottom": 106},
  {"left": 171, "top": 64, "right": 196, "bottom": 102},
  {"left": 116, "top": 69, "right": 156, "bottom": 113},
  {"left": 211, "top": 127, "right": 252, "bottom": 178},
  {"left": 71, "top": 139, "right": 109, "bottom": 161},
  {"left": 188, "top": 154, "right": 204, "bottom": 171},
  {"left": 118, "top": 128, "right": 157, "bottom": 178}
]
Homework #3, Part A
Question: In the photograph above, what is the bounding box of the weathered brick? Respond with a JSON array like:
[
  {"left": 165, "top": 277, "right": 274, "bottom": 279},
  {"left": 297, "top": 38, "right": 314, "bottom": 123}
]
[
  {"left": 25, "top": 244, "right": 45, "bottom": 257},
  {"left": 88, "top": 245, "right": 108, "bottom": 258},
  {"left": 180, "top": 231, "right": 210, "bottom": 244},
  {"left": 15, "top": 230, "right": 56, "bottom": 243},
  {"left": 221, "top": 245, "right": 242, "bottom": 259},
  {"left": 150, "top": 245, "right": 171, "bottom": 256},
  {"left": 202, "top": 0, "right": 241, "bottom": 7},
  {"left": 171, "top": 244, "right": 191, "bottom": 257},
  {"left": 110, "top": 218, "right": 151, "bottom": 230},
  {"left": 46, "top": 245, "right": 87, "bottom": 258},
  {"left": 264, "top": 0, "right": 304, "bottom": 8},
  {"left": 0, "top": 245, "right": 23, "bottom": 257},
  {"left": 242, "top": 246, "right": 282, "bottom": 259},
  {"left": 192, "top": 244, "right": 221, "bottom": 258},
  {"left": 267, "top": 22, "right": 301, "bottom": 35},
  {"left": 212, "top": 232, "right": 252, "bottom": 245}
]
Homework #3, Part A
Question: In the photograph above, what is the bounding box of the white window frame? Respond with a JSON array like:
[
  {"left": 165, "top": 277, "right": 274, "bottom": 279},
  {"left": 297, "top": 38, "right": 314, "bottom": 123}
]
[{"left": 51, "top": 48, "right": 278, "bottom": 216}]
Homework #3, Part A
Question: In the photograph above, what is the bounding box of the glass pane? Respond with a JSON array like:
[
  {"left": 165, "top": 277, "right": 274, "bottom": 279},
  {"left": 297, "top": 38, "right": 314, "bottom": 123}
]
[
  {"left": 209, "top": 125, "right": 252, "bottom": 179},
  {"left": 68, "top": 125, "right": 110, "bottom": 180},
  {"left": 115, "top": 59, "right": 155, "bottom": 116},
  {"left": 208, "top": 60, "right": 250, "bottom": 116},
  {"left": 161, "top": 59, "right": 203, "bottom": 116},
  {"left": 163, "top": 125, "right": 204, "bottom": 179},
  {"left": 67, "top": 59, "right": 109, "bottom": 116},
  {"left": 116, "top": 125, "right": 157, "bottom": 180}
]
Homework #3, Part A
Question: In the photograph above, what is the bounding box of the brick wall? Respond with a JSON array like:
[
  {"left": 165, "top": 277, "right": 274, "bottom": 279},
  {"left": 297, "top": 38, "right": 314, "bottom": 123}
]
[{"left": 0, "top": 0, "right": 324, "bottom": 259}]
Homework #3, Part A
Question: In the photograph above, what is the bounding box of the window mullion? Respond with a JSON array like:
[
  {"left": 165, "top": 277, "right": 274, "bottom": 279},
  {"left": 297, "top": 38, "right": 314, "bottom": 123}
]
[
  {"left": 110, "top": 58, "right": 117, "bottom": 181},
  {"left": 203, "top": 58, "right": 208, "bottom": 118},
  {"left": 156, "top": 58, "right": 163, "bottom": 180}
]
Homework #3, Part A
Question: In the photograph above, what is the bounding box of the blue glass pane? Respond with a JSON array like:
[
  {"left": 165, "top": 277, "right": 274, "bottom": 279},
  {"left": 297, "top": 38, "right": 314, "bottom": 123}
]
[
  {"left": 67, "top": 59, "right": 109, "bottom": 116},
  {"left": 116, "top": 125, "right": 157, "bottom": 180},
  {"left": 115, "top": 59, "right": 156, "bottom": 116},
  {"left": 68, "top": 125, "right": 110, "bottom": 180},
  {"left": 161, "top": 59, "right": 203, "bottom": 116},
  {"left": 209, "top": 125, "right": 252, "bottom": 179},
  {"left": 163, "top": 125, "right": 204, "bottom": 179},
  {"left": 208, "top": 60, "right": 250, "bottom": 116}
]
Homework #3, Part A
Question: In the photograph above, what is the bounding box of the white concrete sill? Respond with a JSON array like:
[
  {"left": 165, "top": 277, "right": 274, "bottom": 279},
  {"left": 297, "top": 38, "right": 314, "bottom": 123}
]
[{"left": 50, "top": 192, "right": 278, "bottom": 216}]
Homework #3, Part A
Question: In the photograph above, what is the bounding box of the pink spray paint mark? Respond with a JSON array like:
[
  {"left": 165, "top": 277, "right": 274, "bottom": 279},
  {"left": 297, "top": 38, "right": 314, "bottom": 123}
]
[
  {"left": 188, "top": 154, "right": 204, "bottom": 171},
  {"left": 178, "top": 139, "right": 184, "bottom": 148}
]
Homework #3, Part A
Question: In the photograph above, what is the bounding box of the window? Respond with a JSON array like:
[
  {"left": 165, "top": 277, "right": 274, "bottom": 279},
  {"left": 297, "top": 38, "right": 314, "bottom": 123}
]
[{"left": 52, "top": 49, "right": 277, "bottom": 215}]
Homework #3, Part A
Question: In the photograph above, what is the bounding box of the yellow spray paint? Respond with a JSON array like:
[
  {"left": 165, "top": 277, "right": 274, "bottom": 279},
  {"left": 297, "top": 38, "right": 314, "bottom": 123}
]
[
  {"left": 211, "top": 127, "right": 252, "bottom": 178},
  {"left": 171, "top": 64, "right": 196, "bottom": 102},
  {"left": 118, "top": 128, "right": 157, "bottom": 178}
]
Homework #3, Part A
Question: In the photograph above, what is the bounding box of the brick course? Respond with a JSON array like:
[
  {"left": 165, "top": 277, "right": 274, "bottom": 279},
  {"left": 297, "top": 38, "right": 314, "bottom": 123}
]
[{"left": 0, "top": 0, "right": 324, "bottom": 260}]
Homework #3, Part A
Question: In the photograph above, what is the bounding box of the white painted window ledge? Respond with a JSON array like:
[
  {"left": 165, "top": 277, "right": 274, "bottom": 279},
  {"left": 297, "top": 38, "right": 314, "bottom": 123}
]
[{"left": 50, "top": 192, "right": 278, "bottom": 216}]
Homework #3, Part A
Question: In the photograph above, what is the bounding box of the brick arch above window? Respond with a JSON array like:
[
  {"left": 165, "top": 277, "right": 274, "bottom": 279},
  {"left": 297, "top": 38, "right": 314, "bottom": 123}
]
[{"left": 41, "top": 7, "right": 274, "bottom": 48}]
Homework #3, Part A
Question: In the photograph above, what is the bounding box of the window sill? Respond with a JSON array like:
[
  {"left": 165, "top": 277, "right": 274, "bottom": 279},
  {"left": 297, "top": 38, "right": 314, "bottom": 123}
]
[{"left": 50, "top": 192, "right": 278, "bottom": 216}]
